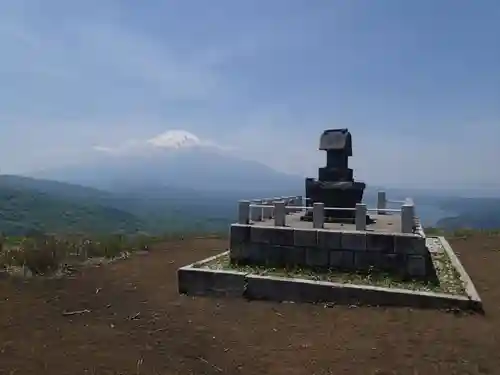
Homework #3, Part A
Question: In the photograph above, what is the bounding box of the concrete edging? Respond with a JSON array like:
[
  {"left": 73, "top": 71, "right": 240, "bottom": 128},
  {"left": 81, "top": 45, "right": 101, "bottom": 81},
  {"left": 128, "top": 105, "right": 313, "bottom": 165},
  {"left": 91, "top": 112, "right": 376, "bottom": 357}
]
[
  {"left": 438, "top": 236, "right": 483, "bottom": 312},
  {"left": 178, "top": 251, "right": 247, "bottom": 297},
  {"left": 244, "top": 274, "right": 475, "bottom": 310},
  {"left": 178, "top": 244, "right": 483, "bottom": 312}
]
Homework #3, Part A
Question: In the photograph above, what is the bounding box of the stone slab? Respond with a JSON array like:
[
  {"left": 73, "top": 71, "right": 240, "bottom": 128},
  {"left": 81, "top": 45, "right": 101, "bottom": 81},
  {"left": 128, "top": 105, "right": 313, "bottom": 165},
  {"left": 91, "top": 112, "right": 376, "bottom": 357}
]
[
  {"left": 317, "top": 229, "right": 342, "bottom": 250},
  {"left": 177, "top": 267, "right": 245, "bottom": 297},
  {"left": 329, "top": 250, "right": 354, "bottom": 269},
  {"left": 250, "top": 226, "right": 295, "bottom": 246},
  {"left": 269, "top": 227, "right": 295, "bottom": 246},
  {"left": 353, "top": 251, "right": 379, "bottom": 270},
  {"left": 341, "top": 231, "right": 367, "bottom": 251},
  {"left": 233, "top": 243, "right": 267, "bottom": 265},
  {"left": 282, "top": 246, "right": 306, "bottom": 267},
  {"left": 394, "top": 233, "right": 427, "bottom": 255},
  {"left": 230, "top": 224, "right": 251, "bottom": 244},
  {"left": 406, "top": 255, "right": 426, "bottom": 277},
  {"left": 378, "top": 253, "right": 405, "bottom": 272},
  {"left": 305, "top": 247, "right": 330, "bottom": 268},
  {"left": 293, "top": 228, "right": 318, "bottom": 247},
  {"left": 366, "top": 232, "right": 395, "bottom": 252},
  {"left": 265, "top": 245, "right": 286, "bottom": 267},
  {"left": 250, "top": 226, "right": 273, "bottom": 244}
]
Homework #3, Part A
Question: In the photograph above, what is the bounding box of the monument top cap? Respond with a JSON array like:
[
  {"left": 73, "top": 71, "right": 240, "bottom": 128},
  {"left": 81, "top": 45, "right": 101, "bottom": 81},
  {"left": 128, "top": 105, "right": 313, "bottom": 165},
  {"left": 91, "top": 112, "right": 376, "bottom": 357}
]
[{"left": 319, "top": 128, "right": 352, "bottom": 155}]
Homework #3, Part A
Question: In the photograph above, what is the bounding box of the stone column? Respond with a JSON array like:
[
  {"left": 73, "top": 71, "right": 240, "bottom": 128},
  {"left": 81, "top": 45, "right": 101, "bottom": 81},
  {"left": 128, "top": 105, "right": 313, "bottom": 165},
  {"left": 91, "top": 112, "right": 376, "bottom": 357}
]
[
  {"left": 377, "top": 191, "right": 386, "bottom": 215},
  {"left": 313, "top": 202, "right": 324, "bottom": 229},
  {"left": 238, "top": 200, "right": 250, "bottom": 225},
  {"left": 401, "top": 203, "right": 415, "bottom": 233},
  {"left": 305, "top": 197, "right": 313, "bottom": 216},
  {"left": 250, "top": 199, "right": 262, "bottom": 222},
  {"left": 262, "top": 199, "right": 273, "bottom": 219},
  {"left": 296, "top": 195, "right": 303, "bottom": 213},
  {"left": 355, "top": 203, "right": 367, "bottom": 231},
  {"left": 274, "top": 201, "right": 286, "bottom": 227}
]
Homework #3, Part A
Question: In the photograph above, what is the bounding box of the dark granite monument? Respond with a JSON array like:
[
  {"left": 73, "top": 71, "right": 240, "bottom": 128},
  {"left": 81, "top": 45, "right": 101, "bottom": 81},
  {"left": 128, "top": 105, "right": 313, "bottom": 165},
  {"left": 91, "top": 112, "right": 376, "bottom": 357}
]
[{"left": 302, "top": 128, "right": 372, "bottom": 223}]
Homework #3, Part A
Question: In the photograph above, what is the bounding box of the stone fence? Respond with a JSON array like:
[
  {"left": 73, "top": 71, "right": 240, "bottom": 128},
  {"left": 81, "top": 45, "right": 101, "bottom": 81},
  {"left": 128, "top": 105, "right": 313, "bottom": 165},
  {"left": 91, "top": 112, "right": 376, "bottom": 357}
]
[{"left": 238, "top": 191, "right": 418, "bottom": 234}]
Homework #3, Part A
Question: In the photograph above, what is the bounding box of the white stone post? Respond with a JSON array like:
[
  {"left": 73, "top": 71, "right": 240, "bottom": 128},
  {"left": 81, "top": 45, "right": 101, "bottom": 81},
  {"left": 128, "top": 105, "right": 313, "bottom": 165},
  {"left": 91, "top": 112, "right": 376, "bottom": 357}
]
[
  {"left": 238, "top": 200, "right": 250, "bottom": 224},
  {"left": 281, "top": 196, "right": 290, "bottom": 214},
  {"left": 274, "top": 201, "right": 286, "bottom": 227},
  {"left": 273, "top": 197, "right": 280, "bottom": 218},
  {"left": 250, "top": 199, "right": 262, "bottom": 222},
  {"left": 355, "top": 203, "right": 367, "bottom": 231},
  {"left": 262, "top": 199, "right": 273, "bottom": 219},
  {"left": 401, "top": 203, "right": 415, "bottom": 233},
  {"left": 313, "top": 202, "right": 325, "bottom": 229},
  {"left": 377, "top": 191, "right": 387, "bottom": 215},
  {"left": 305, "top": 198, "right": 313, "bottom": 215},
  {"left": 294, "top": 196, "right": 301, "bottom": 212}
]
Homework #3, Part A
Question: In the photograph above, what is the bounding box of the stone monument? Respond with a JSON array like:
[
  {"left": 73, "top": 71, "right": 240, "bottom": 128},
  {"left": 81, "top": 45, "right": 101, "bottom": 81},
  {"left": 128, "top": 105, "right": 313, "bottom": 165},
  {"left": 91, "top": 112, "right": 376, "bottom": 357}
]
[{"left": 301, "top": 128, "right": 372, "bottom": 223}]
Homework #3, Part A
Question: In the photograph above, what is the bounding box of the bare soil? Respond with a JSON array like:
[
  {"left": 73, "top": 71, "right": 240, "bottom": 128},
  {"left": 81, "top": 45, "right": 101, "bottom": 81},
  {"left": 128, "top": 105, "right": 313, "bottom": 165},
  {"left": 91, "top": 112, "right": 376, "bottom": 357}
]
[{"left": 1, "top": 235, "right": 500, "bottom": 375}]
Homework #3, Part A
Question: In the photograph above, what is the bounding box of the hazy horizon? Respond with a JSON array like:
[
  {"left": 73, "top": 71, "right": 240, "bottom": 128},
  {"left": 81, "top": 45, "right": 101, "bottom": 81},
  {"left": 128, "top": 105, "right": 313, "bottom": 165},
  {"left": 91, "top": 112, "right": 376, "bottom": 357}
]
[{"left": 1, "top": 1, "right": 499, "bottom": 192}]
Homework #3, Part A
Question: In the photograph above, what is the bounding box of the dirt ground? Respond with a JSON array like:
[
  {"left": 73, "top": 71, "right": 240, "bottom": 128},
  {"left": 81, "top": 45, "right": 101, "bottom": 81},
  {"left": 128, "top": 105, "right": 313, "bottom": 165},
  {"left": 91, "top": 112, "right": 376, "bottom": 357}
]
[{"left": 1, "top": 235, "right": 500, "bottom": 375}]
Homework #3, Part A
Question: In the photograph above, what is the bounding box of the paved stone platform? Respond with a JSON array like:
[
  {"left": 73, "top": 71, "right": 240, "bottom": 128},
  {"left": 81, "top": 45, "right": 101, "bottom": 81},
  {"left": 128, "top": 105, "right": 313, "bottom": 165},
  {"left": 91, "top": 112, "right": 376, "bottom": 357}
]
[{"left": 253, "top": 211, "right": 403, "bottom": 234}]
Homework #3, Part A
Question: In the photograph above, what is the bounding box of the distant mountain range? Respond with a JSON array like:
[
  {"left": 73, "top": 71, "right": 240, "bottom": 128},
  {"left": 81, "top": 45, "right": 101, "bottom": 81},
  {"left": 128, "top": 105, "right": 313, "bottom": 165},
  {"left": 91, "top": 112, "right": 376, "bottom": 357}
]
[
  {"left": 0, "top": 173, "right": 498, "bottom": 236},
  {"left": 32, "top": 139, "right": 303, "bottom": 194},
  {"left": 0, "top": 132, "right": 497, "bottom": 235}
]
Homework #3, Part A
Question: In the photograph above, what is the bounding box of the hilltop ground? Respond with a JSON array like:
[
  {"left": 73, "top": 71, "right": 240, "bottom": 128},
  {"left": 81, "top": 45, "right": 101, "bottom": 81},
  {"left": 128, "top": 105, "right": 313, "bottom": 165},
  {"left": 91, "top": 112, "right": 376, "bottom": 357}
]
[{"left": 1, "top": 234, "right": 500, "bottom": 375}]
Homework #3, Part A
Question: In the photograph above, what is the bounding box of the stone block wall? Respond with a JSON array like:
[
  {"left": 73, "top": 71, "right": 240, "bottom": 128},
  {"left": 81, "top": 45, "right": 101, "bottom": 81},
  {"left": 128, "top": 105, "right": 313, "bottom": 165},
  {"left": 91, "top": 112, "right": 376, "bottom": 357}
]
[{"left": 229, "top": 224, "right": 432, "bottom": 278}]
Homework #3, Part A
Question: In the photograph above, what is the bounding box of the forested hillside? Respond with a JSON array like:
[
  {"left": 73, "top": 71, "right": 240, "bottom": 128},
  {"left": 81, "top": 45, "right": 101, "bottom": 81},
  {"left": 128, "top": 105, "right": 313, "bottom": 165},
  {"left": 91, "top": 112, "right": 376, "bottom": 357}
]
[
  {"left": 0, "top": 185, "right": 144, "bottom": 235},
  {"left": 0, "top": 175, "right": 233, "bottom": 236}
]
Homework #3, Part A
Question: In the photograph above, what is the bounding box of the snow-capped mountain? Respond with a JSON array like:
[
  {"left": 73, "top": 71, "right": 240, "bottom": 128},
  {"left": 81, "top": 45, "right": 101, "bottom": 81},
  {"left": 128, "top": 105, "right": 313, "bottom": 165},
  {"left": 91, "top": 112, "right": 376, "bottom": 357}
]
[{"left": 32, "top": 130, "right": 303, "bottom": 195}]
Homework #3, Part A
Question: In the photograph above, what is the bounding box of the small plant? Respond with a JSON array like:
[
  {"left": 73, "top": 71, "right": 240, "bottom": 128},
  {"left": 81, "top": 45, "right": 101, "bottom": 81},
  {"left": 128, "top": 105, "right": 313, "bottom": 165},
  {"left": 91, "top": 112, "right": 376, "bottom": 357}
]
[
  {"left": 130, "top": 231, "right": 153, "bottom": 252},
  {"left": 21, "top": 236, "right": 64, "bottom": 275}
]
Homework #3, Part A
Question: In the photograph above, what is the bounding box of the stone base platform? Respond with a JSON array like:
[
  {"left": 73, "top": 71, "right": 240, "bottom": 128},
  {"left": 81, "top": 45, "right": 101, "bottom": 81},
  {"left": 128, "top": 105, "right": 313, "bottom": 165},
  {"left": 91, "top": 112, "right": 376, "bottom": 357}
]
[
  {"left": 177, "top": 237, "right": 483, "bottom": 312},
  {"left": 230, "top": 221, "right": 432, "bottom": 278}
]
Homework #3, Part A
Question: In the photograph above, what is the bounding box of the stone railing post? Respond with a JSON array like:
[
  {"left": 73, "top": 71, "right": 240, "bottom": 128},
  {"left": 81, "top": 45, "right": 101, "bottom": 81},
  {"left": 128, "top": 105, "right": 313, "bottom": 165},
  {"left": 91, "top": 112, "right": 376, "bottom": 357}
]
[
  {"left": 355, "top": 203, "right": 367, "bottom": 231},
  {"left": 282, "top": 196, "right": 291, "bottom": 214},
  {"left": 250, "top": 199, "right": 262, "bottom": 222},
  {"left": 270, "top": 198, "right": 279, "bottom": 218},
  {"left": 238, "top": 200, "right": 250, "bottom": 224},
  {"left": 401, "top": 203, "right": 415, "bottom": 233},
  {"left": 294, "top": 195, "right": 301, "bottom": 212},
  {"left": 262, "top": 199, "right": 273, "bottom": 219},
  {"left": 377, "top": 191, "right": 386, "bottom": 215},
  {"left": 289, "top": 196, "right": 298, "bottom": 213},
  {"left": 313, "top": 202, "right": 324, "bottom": 229},
  {"left": 305, "top": 198, "right": 313, "bottom": 215},
  {"left": 274, "top": 201, "right": 286, "bottom": 227}
]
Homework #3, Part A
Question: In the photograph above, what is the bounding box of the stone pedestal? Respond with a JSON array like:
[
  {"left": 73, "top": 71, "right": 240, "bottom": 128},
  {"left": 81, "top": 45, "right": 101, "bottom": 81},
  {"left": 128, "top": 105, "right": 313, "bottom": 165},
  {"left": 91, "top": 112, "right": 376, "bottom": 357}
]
[{"left": 301, "top": 129, "right": 372, "bottom": 224}]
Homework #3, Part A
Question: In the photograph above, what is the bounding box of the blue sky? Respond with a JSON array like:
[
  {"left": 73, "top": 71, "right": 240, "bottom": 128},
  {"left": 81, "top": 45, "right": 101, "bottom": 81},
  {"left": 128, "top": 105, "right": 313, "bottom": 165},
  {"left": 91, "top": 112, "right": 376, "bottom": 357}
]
[{"left": 0, "top": 0, "right": 499, "bottom": 190}]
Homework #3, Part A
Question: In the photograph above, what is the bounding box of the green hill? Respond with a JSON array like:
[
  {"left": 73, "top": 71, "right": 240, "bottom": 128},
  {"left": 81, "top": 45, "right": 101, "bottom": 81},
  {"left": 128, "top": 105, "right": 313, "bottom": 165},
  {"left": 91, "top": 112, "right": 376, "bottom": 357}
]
[
  {"left": 0, "top": 175, "right": 232, "bottom": 236},
  {"left": 0, "top": 185, "right": 145, "bottom": 236}
]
